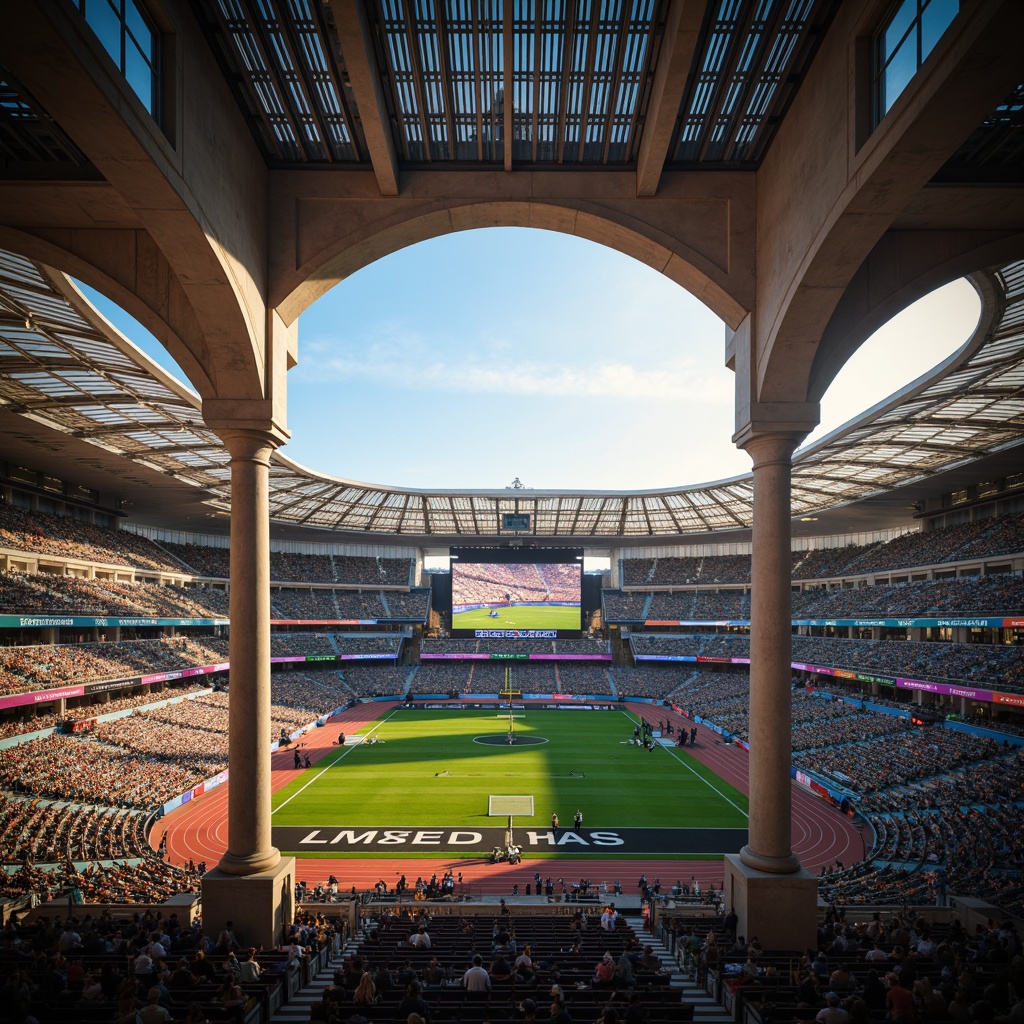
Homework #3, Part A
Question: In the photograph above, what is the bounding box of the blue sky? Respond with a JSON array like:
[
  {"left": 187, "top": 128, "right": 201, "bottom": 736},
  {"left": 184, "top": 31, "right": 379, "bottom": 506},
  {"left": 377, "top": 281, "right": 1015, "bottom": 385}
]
[{"left": 78, "top": 227, "right": 980, "bottom": 491}]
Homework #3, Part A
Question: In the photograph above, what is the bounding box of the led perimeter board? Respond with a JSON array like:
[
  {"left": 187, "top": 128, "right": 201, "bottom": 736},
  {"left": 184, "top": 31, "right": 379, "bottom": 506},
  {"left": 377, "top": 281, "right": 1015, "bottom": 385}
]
[{"left": 450, "top": 547, "right": 583, "bottom": 639}]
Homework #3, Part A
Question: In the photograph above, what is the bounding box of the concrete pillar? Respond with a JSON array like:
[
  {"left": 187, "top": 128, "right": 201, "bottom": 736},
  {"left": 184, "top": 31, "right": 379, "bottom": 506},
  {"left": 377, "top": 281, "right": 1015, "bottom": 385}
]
[
  {"left": 740, "top": 433, "right": 800, "bottom": 874},
  {"left": 724, "top": 430, "right": 817, "bottom": 951},
  {"left": 217, "top": 429, "right": 279, "bottom": 877},
  {"left": 201, "top": 428, "right": 295, "bottom": 951}
]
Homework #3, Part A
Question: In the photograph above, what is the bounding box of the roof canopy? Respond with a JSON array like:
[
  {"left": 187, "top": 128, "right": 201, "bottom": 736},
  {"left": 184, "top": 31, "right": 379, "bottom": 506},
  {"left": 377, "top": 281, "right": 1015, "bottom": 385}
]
[{"left": 1, "top": 250, "right": 1022, "bottom": 539}]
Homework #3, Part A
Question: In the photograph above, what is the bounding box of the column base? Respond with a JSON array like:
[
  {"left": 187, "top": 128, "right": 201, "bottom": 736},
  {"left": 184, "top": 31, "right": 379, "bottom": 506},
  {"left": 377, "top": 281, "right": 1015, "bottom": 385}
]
[
  {"left": 739, "top": 844, "right": 800, "bottom": 874},
  {"left": 219, "top": 847, "right": 282, "bottom": 876},
  {"left": 723, "top": 854, "right": 818, "bottom": 951},
  {"left": 202, "top": 856, "right": 296, "bottom": 951}
]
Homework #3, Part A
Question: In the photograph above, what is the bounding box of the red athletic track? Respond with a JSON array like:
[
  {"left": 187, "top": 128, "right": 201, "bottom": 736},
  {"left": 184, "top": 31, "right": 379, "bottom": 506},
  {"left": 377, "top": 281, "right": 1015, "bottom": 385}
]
[{"left": 157, "top": 701, "right": 864, "bottom": 895}]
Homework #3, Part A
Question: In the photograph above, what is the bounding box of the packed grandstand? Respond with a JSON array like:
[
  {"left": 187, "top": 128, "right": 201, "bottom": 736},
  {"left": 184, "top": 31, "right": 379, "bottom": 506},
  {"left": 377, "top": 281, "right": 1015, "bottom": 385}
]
[
  {"left": 4, "top": 0, "right": 1024, "bottom": 1020},
  {"left": 1, "top": 496, "right": 1022, "bottom": 926}
]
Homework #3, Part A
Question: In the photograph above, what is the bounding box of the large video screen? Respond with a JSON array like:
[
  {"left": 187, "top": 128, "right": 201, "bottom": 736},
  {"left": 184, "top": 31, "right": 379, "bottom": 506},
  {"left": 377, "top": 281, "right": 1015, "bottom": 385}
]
[{"left": 450, "top": 547, "right": 582, "bottom": 638}]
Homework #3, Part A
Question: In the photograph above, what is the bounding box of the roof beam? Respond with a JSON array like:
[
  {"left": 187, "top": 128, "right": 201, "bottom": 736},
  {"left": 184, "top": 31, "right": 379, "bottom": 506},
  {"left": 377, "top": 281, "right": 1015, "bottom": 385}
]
[
  {"left": 3, "top": 393, "right": 193, "bottom": 411},
  {"left": 68, "top": 420, "right": 205, "bottom": 437},
  {"left": 635, "top": 1, "right": 704, "bottom": 196},
  {"left": 503, "top": 0, "right": 513, "bottom": 172},
  {"left": 122, "top": 444, "right": 221, "bottom": 458},
  {"left": 0, "top": 355, "right": 85, "bottom": 372},
  {"left": 328, "top": 0, "right": 400, "bottom": 195}
]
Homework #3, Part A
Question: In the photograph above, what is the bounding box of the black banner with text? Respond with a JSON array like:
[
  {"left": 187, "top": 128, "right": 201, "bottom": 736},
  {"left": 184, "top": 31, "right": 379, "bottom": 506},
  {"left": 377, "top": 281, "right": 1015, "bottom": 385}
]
[{"left": 272, "top": 826, "right": 747, "bottom": 855}]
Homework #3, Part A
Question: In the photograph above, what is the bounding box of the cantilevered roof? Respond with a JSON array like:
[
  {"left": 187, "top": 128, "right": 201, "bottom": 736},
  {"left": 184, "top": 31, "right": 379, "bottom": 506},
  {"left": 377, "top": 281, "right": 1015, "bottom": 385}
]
[
  {"left": 0, "top": 248, "right": 1023, "bottom": 539},
  {"left": 0, "top": 251, "right": 226, "bottom": 494}
]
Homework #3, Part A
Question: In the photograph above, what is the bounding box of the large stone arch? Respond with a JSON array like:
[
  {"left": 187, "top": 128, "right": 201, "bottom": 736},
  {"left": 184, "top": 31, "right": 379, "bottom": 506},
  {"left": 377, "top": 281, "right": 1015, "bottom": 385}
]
[
  {"left": 270, "top": 190, "right": 754, "bottom": 331},
  {"left": 751, "top": 0, "right": 1024, "bottom": 414},
  {"left": 0, "top": 217, "right": 293, "bottom": 449},
  {"left": 0, "top": 2, "right": 274, "bottom": 411}
]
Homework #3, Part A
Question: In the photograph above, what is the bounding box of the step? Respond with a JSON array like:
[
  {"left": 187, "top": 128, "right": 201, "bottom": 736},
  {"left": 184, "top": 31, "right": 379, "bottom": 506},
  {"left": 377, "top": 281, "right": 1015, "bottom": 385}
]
[
  {"left": 621, "top": 916, "right": 733, "bottom": 1024},
  {"left": 269, "top": 939, "right": 357, "bottom": 1024}
]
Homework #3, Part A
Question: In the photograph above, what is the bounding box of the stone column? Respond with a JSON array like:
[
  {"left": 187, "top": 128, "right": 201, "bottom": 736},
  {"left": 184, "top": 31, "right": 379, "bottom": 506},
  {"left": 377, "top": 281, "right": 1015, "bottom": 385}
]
[
  {"left": 218, "top": 429, "right": 280, "bottom": 877},
  {"left": 740, "top": 432, "right": 801, "bottom": 874},
  {"left": 723, "top": 424, "right": 818, "bottom": 952},
  {"left": 201, "top": 426, "right": 295, "bottom": 950}
]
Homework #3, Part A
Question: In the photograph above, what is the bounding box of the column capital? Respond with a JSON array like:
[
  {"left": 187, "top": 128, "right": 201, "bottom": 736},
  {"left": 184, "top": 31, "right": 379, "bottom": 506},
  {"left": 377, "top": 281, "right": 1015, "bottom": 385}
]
[
  {"left": 202, "top": 398, "right": 291, "bottom": 449},
  {"left": 732, "top": 402, "right": 819, "bottom": 454},
  {"left": 215, "top": 427, "right": 280, "bottom": 466},
  {"left": 739, "top": 431, "right": 802, "bottom": 470}
]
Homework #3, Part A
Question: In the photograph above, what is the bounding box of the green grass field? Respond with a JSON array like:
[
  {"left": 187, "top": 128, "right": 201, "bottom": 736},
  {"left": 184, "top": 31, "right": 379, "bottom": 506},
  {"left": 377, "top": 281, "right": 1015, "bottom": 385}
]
[
  {"left": 272, "top": 709, "right": 747, "bottom": 838},
  {"left": 451, "top": 605, "right": 581, "bottom": 630}
]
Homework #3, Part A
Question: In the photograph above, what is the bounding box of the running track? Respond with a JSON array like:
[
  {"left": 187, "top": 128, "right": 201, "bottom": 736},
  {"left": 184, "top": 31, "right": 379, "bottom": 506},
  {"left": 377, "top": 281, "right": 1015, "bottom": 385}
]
[{"left": 157, "top": 702, "right": 864, "bottom": 895}]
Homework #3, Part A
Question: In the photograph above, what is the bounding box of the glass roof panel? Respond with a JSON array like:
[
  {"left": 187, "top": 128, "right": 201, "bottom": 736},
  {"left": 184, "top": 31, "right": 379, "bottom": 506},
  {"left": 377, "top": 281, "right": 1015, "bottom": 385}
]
[
  {"left": 191, "top": 0, "right": 364, "bottom": 164},
  {"left": 670, "top": 0, "right": 840, "bottom": 167},
  {"left": 368, "top": 0, "right": 666, "bottom": 166}
]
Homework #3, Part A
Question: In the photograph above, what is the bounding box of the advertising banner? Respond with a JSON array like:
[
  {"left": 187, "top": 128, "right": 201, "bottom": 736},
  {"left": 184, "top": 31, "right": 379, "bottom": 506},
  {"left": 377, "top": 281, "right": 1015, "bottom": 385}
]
[
  {"left": 0, "top": 615, "right": 228, "bottom": 628},
  {"left": 0, "top": 685, "right": 85, "bottom": 710},
  {"left": 896, "top": 678, "right": 995, "bottom": 701}
]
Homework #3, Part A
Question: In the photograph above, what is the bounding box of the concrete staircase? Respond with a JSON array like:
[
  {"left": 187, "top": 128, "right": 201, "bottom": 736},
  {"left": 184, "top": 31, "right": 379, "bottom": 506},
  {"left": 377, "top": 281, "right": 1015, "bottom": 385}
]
[
  {"left": 272, "top": 921, "right": 732, "bottom": 1024},
  {"left": 269, "top": 933, "right": 359, "bottom": 1023},
  {"left": 622, "top": 916, "right": 733, "bottom": 1024}
]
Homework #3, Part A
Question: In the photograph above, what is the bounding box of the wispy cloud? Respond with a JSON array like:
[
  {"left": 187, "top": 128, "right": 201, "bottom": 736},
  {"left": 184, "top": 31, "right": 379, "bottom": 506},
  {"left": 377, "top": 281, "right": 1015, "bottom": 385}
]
[{"left": 297, "top": 328, "right": 732, "bottom": 403}]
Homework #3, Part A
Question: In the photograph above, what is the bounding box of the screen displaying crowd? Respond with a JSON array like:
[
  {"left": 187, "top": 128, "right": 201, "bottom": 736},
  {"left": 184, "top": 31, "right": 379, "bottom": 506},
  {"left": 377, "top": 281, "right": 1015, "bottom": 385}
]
[{"left": 452, "top": 561, "right": 580, "bottom": 610}]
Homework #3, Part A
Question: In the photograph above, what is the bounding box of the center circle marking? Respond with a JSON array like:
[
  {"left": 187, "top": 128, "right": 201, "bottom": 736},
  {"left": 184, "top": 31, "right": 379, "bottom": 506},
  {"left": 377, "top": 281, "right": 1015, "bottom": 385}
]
[{"left": 473, "top": 734, "right": 549, "bottom": 746}]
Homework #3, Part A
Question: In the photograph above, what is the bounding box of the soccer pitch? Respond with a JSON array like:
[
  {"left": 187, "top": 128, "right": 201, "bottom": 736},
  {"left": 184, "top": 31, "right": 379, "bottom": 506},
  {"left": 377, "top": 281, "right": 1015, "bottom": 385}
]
[
  {"left": 451, "top": 605, "right": 581, "bottom": 630},
  {"left": 271, "top": 709, "right": 748, "bottom": 858}
]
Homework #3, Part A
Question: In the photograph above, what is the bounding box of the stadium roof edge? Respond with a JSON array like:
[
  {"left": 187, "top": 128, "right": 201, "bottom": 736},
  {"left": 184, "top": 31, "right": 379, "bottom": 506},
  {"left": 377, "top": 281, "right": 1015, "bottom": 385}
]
[
  {"left": 2, "top": 252, "right": 1024, "bottom": 541},
  {"left": 790, "top": 272, "right": 996, "bottom": 463}
]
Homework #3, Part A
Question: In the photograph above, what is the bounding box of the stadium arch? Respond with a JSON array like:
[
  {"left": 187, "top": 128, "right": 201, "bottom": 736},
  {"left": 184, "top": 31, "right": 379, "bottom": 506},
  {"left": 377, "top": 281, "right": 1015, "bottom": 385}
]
[
  {"left": 269, "top": 195, "right": 753, "bottom": 332},
  {"left": 2, "top": 0, "right": 1024, "bottom": 949}
]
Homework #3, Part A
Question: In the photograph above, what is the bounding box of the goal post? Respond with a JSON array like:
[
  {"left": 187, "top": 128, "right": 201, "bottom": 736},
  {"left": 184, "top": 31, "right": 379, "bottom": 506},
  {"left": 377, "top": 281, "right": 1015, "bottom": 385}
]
[
  {"left": 499, "top": 665, "right": 521, "bottom": 699},
  {"left": 488, "top": 795, "right": 534, "bottom": 817}
]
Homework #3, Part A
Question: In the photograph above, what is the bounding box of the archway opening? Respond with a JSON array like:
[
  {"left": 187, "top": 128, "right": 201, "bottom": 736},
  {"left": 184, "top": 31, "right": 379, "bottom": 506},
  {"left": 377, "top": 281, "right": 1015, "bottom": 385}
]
[
  {"left": 73, "top": 278, "right": 198, "bottom": 395},
  {"left": 67, "top": 238, "right": 982, "bottom": 493},
  {"left": 802, "top": 278, "right": 981, "bottom": 449},
  {"left": 291, "top": 227, "right": 739, "bottom": 490}
]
